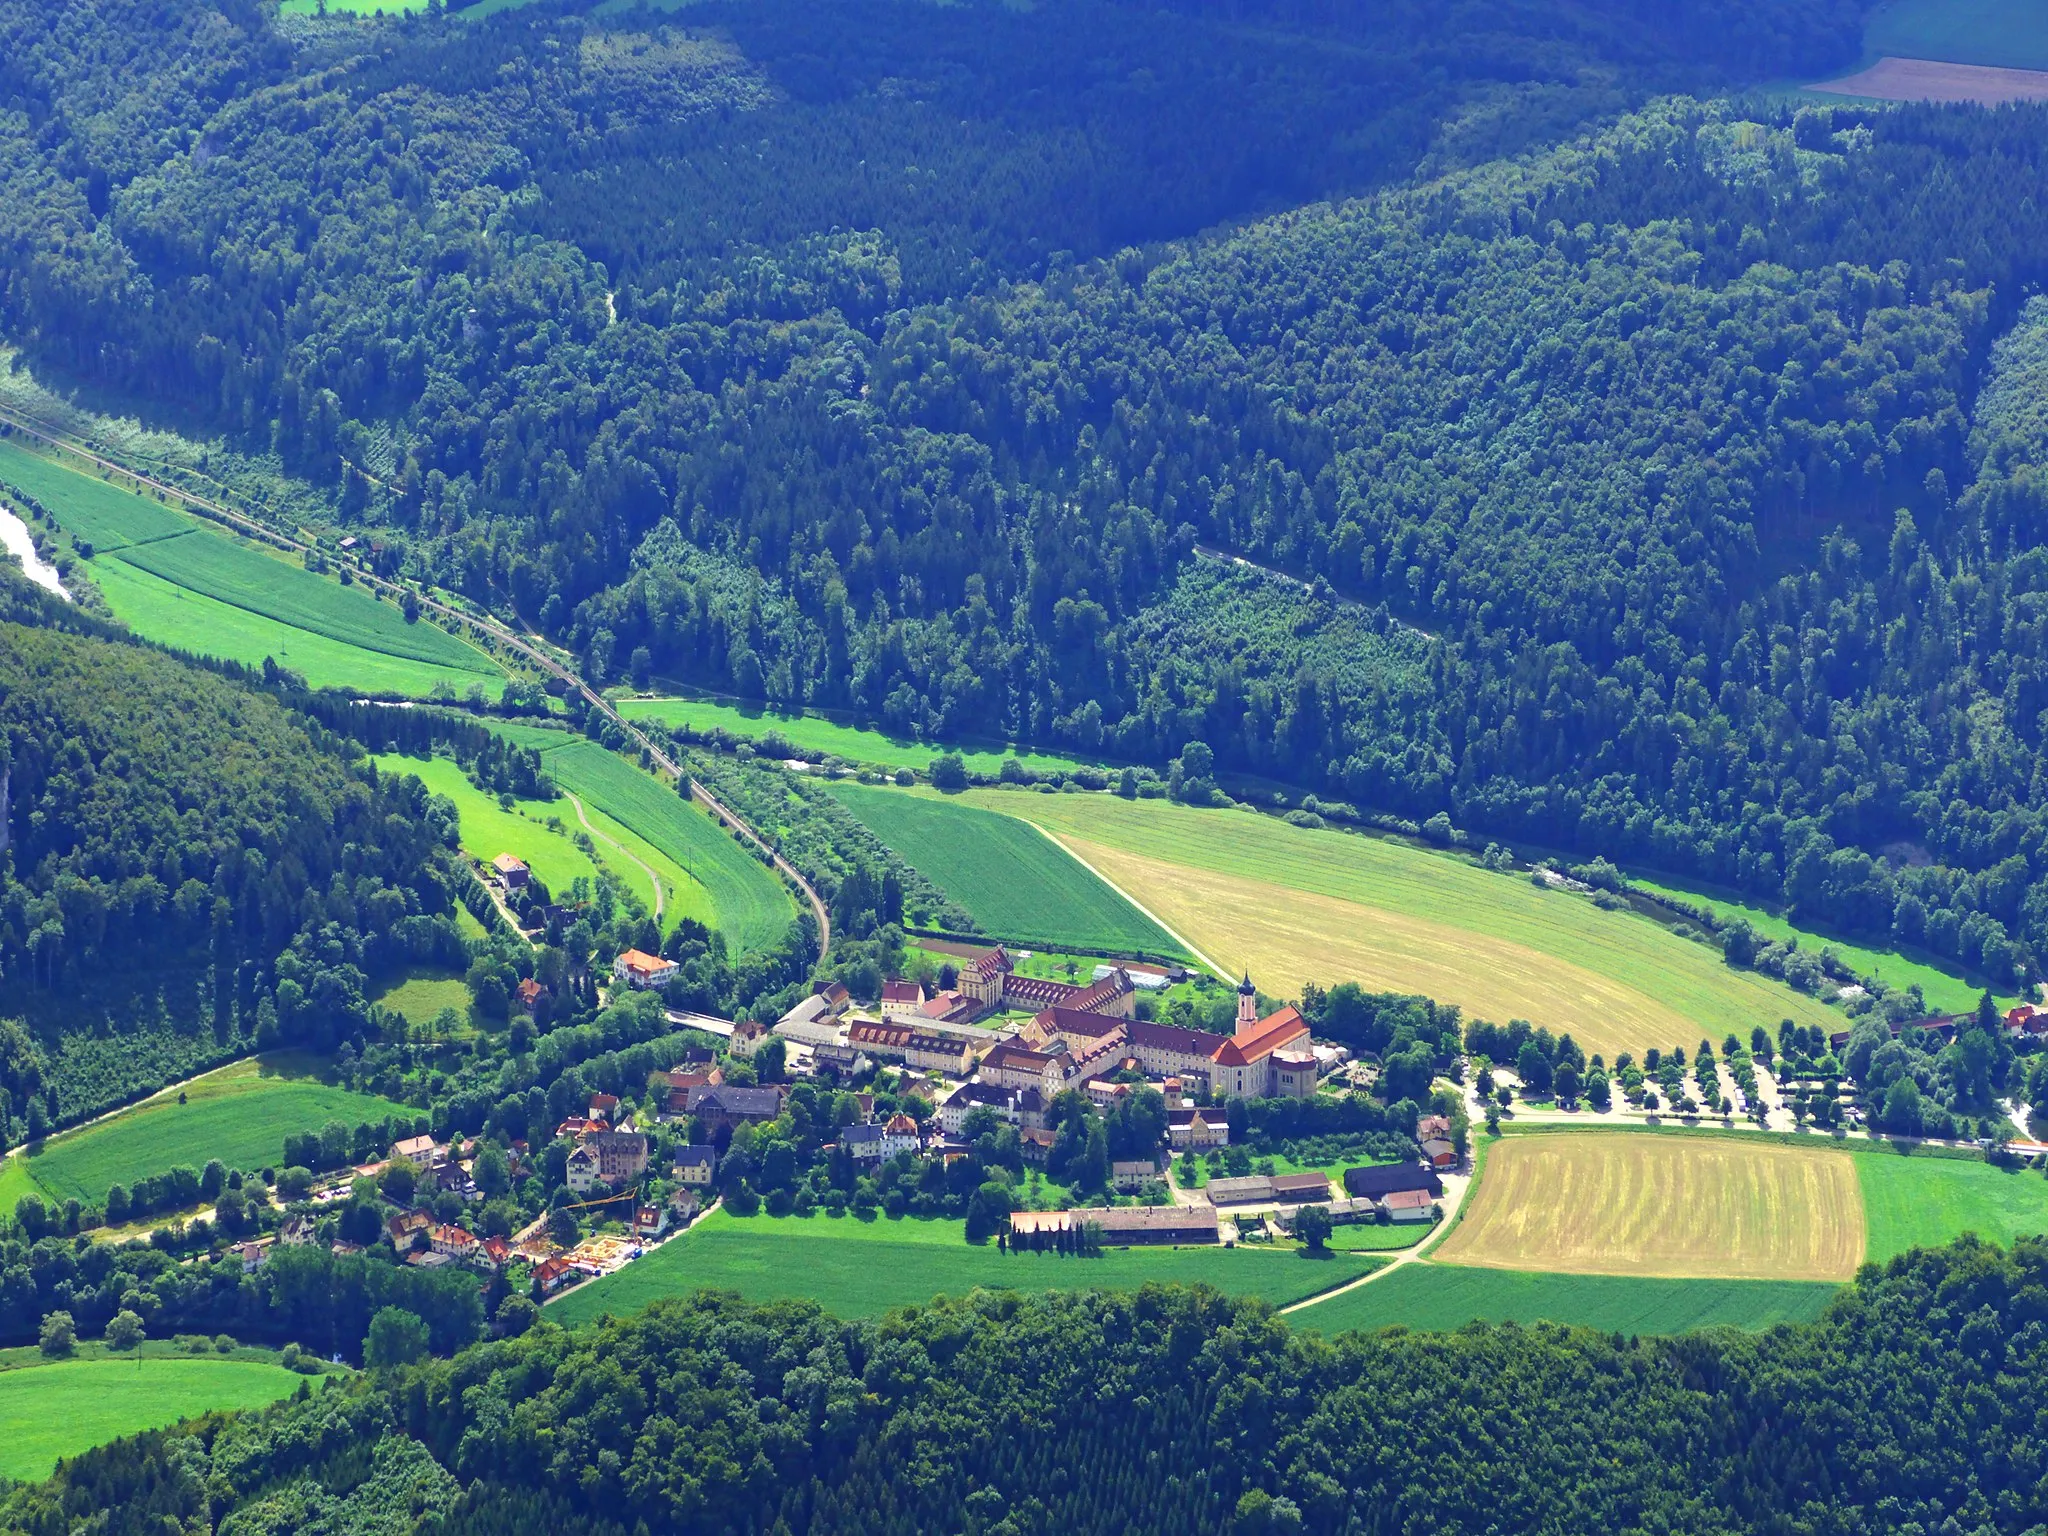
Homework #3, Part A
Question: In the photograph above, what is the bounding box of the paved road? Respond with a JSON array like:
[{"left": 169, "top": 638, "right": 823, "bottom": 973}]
[
  {"left": 0, "top": 401, "right": 831, "bottom": 958},
  {"left": 1277, "top": 1168, "right": 1475, "bottom": 1316}
]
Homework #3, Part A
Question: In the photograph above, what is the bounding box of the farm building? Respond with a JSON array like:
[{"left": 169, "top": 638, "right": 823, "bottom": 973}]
[
  {"left": 1011, "top": 1205, "right": 1221, "bottom": 1246},
  {"left": 1382, "top": 1189, "right": 1437, "bottom": 1223},
  {"left": 1342, "top": 1164, "right": 1445, "bottom": 1201},
  {"left": 1421, "top": 1137, "right": 1458, "bottom": 1169},
  {"left": 1111, "top": 1157, "right": 1164, "bottom": 1191},
  {"left": 1271, "top": 1172, "right": 1334, "bottom": 1203},
  {"left": 1207, "top": 1175, "right": 1276, "bottom": 1205}
]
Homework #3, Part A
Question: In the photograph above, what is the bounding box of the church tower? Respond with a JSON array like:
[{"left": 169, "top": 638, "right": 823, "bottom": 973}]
[{"left": 1236, "top": 972, "right": 1258, "bottom": 1031}]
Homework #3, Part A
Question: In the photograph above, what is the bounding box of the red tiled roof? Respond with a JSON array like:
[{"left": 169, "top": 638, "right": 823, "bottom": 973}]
[
  {"left": 1213, "top": 1005, "right": 1310, "bottom": 1067},
  {"left": 616, "top": 948, "right": 672, "bottom": 977}
]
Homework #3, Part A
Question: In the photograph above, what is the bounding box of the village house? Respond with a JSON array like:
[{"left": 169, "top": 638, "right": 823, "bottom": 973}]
[
  {"left": 491, "top": 853, "right": 530, "bottom": 889},
  {"left": 430, "top": 1224, "right": 482, "bottom": 1263},
  {"left": 1111, "top": 1156, "right": 1163, "bottom": 1192},
  {"left": 728, "top": 1019, "right": 769, "bottom": 1058},
  {"left": 385, "top": 1209, "right": 433, "bottom": 1251},
  {"left": 881, "top": 979, "right": 927, "bottom": 1019},
  {"left": 514, "top": 978, "right": 549, "bottom": 1013},
  {"left": 1166, "top": 1105, "right": 1229, "bottom": 1151},
  {"left": 938, "top": 1080, "right": 1024, "bottom": 1135},
  {"left": 634, "top": 1204, "right": 670, "bottom": 1240},
  {"left": 278, "top": 1215, "right": 317, "bottom": 1247},
  {"left": 880, "top": 1113, "right": 923, "bottom": 1159},
  {"left": 391, "top": 1134, "right": 447, "bottom": 1169},
  {"left": 685, "top": 1083, "right": 785, "bottom": 1133},
  {"left": 1382, "top": 1188, "right": 1436, "bottom": 1223},
  {"left": 232, "top": 1238, "right": 274, "bottom": 1273},
  {"left": 841, "top": 1122, "right": 888, "bottom": 1162},
  {"left": 671, "top": 1144, "right": 718, "bottom": 1186},
  {"left": 532, "top": 1255, "right": 577, "bottom": 1295},
  {"left": 481, "top": 1236, "right": 512, "bottom": 1270},
  {"left": 588, "top": 1092, "right": 621, "bottom": 1121},
  {"left": 613, "top": 948, "right": 679, "bottom": 991},
  {"left": 555, "top": 1116, "right": 611, "bottom": 1140}
]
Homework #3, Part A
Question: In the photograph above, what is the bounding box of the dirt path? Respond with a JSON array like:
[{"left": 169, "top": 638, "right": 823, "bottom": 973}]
[
  {"left": 1277, "top": 1168, "right": 1475, "bottom": 1315},
  {"left": 563, "top": 790, "right": 664, "bottom": 922},
  {"left": 0, "top": 401, "right": 832, "bottom": 957}
]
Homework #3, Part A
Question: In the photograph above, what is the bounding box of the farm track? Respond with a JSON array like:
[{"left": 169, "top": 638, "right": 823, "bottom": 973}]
[
  {"left": 563, "top": 790, "right": 665, "bottom": 922},
  {"left": 0, "top": 402, "right": 830, "bottom": 957}
]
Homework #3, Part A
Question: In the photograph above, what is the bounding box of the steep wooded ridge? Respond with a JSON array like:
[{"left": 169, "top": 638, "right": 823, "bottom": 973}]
[
  {"left": 0, "top": 1238, "right": 2041, "bottom": 1536},
  {"left": 0, "top": 597, "right": 468, "bottom": 1132}
]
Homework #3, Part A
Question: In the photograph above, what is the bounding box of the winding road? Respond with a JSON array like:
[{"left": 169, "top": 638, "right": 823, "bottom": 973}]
[
  {"left": 563, "top": 790, "right": 665, "bottom": 923},
  {"left": 0, "top": 401, "right": 829, "bottom": 956}
]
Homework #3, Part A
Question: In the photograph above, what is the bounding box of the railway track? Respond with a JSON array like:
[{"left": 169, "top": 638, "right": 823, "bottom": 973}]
[{"left": 0, "top": 401, "right": 831, "bottom": 957}]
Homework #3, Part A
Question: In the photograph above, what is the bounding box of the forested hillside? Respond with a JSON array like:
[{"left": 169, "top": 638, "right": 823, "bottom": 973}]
[
  {"left": 18, "top": 0, "right": 2048, "bottom": 997},
  {"left": 0, "top": 614, "right": 467, "bottom": 1135},
  {"left": 3, "top": 1236, "right": 2042, "bottom": 1535}
]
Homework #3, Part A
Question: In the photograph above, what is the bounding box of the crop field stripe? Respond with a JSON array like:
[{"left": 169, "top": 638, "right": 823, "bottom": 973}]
[
  {"left": 941, "top": 789, "right": 1841, "bottom": 1061},
  {"left": 826, "top": 784, "right": 1187, "bottom": 958},
  {"left": 0, "top": 437, "right": 190, "bottom": 548},
  {"left": 549, "top": 1208, "right": 1371, "bottom": 1323},
  {"left": 0, "top": 1357, "right": 307, "bottom": 1482},
  {"left": 616, "top": 694, "right": 1103, "bottom": 778},
  {"left": 84, "top": 558, "right": 495, "bottom": 698},
  {"left": 1289, "top": 1262, "right": 1840, "bottom": 1336},
  {"left": 1435, "top": 1131, "right": 1864, "bottom": 1281},
  {"left": 540, "top": 742, "right": 795, "bottom": 955},
  {"left": 105, "top": 532, "right": 495, "bottom": 672}
]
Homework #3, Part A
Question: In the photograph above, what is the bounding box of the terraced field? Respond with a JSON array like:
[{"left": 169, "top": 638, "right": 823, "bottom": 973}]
[
  {"left": 549, "top": 1208, "right": 1370, "bottom": 1323},
  {"left": 827, "top": 784, "right": 1187, "bottom": 958},
  {"left": 0, "top": 439, "right": 501, "bottom": 695},
  {"left": 934, "top": 791, "right": 1843, "bottom": 1060}
]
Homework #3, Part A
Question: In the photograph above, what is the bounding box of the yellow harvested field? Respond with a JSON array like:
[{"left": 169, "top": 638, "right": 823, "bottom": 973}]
[
  {"left": 1810, "top": 55, "right": 2048, "bottom": 106},
  {"left": 955, "top": 790, "right": 1842, "bottom": 1061},
  {"left": 1435, "top": 1133, "right": 1865, "bottom": 1282}
]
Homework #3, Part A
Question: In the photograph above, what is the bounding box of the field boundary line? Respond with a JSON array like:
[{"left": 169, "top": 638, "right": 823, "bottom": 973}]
[{"left": 1018, "top": 820, "right": 1227, "bottom": 980}]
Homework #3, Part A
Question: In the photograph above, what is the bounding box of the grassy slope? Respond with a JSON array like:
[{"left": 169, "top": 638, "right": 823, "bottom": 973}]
[
  {"left": 1293, "top": 1264, "right": 1839, "bottom": 1336},
  {"left": 0, "top": 1356, "right": 306, "bottom": 1481},
  {"left": 944, "top": 790, "right": 1842, "bottom": 1061},
  {"left": 1857, "top": 1150, "right": 2048, "bottom": 1264},
  {"left": 617, "top": 694, "right": 1101, "bottom": 778},
  {"left": 1861, "top": 0, "right": 2048, "bottom": 71},
  {"left": 549, "top": 1208, "right": 1371, "bottom": 1323},
  {"left": 375, "top": 753, "right": 608, "bottom": 898},
  {"left": 540, "top": 741, "right": 795, "bottom": 954},
  {"left": 1630, "top": 874, "right": 2010, "bottom": 1015},
  {"left": 827, "top": 783, "right": 1187, "bottom": 957},
  {"left": 6, "top": 1056, "right": 410, "bottom": 1205}
]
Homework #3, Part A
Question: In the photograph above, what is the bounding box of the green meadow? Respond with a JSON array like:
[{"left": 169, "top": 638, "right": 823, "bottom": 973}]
[
  {"left": 369, "top": 967, "right": 472, "bottom": 1028},
  {"left": 0, "top": 1354, "right": 308, "bottom": 1482},
  {"left": 1629, "top": 874, "right": 2010, "bottom": 1016},
  {"left": 826, "top": 783, "right": 1187, "bottom": 958},
  {"left": 616, "top": 693, "right": 1101, "bottom": 779},
  {"left": 540, "top": 741, "right": 796, "bottom": 955},
  {"left": 549, "top": 1208, "right": 1372, "bottom": 1323},
  {"left": 1292, "top": 1264, "right": 1839, "bottom": 1336},
  {"left": 4, "top": 1056, "right": 410, "bottom": 1207},
  {"left": 1856, "top": 1148, "right": 2048, "bottom": 1264}
]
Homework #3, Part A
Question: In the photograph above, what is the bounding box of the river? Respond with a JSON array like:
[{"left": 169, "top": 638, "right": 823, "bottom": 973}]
[{"left": 0, "top": 502, "right": 68, "bottom": 600}]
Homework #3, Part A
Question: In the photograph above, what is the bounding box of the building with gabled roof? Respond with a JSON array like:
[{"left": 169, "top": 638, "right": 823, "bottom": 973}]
[
  {"left": 1209, "top": 985, "right": 1317, "bottom": 1099},
  {"left": 613, "top": 948, "right": 679, "bottom": 991}
]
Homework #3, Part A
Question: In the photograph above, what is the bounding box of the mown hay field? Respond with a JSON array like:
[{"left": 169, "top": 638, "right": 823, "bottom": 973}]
[
  {"left": 1293, "top": 1263, "right": 1838, "bottom": 1336},
  {"left": 1859, "top": 0, "right": 2048, "bottom": 72},
  {"left": 549, "top": 1209, "right": 1368, "bottom": 1323},
  {"left": 1434, "top": 1132, "right": 1864, "bottom": 1282},
  {"left": 942, "top": 791, "right": 1842, "bottom": 1060},
  {"left": 8, "top": 1057, "right": 408, "bottom": 1206},
  {"left": 0, "top": 1356, "right": 307, "bottom": 1482},
  {"left": 542, "top": 741, "right": 795, "bottom": 955},
  {"left": 826, "top": 784, "right": 1188, "bottom": 958}
]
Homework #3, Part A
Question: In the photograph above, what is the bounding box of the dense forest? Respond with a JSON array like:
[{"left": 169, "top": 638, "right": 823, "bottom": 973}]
[
  {"left": 11, "top": 0, "right": 2048, "bottom": 992},
  {"left": 2, "top": 1236, "right": 2044, "bottom": 1535},
  {"left": 0, "top": 602, "right": 470, "bottom": 1135}
]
